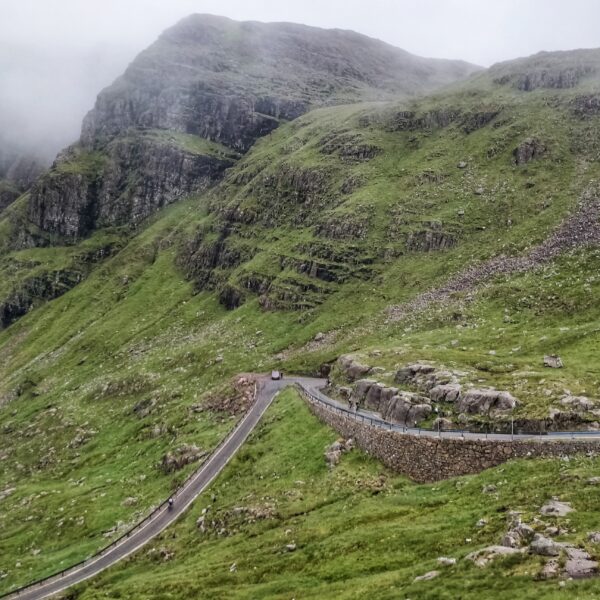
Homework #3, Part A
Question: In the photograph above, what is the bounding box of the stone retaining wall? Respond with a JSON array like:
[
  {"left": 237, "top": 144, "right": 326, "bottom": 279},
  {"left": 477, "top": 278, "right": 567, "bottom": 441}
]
[{"left": 304, "top": 396, "right": 600, "bottom": 483}]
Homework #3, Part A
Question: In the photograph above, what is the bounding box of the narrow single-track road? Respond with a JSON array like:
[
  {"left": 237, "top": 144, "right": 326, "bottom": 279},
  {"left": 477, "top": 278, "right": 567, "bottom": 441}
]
[{"left": 4, "top": 377, "right": 323, "bottom": 600}]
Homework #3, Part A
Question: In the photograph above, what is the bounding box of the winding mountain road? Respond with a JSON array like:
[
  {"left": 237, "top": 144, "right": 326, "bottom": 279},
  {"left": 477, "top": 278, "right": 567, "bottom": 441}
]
[
  {"left": 3, "top": 377, "right": 323, "bottom": 600},
  {"left": 5, "top": 375, "right": 600, "bottom": 599}
]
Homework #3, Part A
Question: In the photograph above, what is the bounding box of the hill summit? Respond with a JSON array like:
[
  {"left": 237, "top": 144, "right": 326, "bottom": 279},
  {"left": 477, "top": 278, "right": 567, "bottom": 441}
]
[{"left": 82, "top": 14, "right": 481, "bottom": 151}]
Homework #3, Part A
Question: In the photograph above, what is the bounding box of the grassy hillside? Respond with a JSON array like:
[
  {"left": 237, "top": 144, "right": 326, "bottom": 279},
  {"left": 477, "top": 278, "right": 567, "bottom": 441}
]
[
  {"left": 1, "top": 50, "right": 600, "bottom": 594},
  {"left": 68, "top": 389, "right": 600, "bottom": 599}
]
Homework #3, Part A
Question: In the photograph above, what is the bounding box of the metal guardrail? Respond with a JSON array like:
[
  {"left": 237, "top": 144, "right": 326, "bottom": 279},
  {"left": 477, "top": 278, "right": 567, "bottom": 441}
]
[
  {"left": 0, "top": 382, "right": 260, "bottom": 599},
  {"left": 296, "top": 384, "right": 600, "bottom": 441}
]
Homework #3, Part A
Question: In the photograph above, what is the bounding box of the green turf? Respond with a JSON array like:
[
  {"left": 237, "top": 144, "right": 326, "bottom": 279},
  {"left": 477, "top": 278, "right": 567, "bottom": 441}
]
[
  {"left": 1, "top": 51, "right": 600, "bottom": 594},
  {"left": 68, "top": 388, "right": 600, "bottom": 600}
]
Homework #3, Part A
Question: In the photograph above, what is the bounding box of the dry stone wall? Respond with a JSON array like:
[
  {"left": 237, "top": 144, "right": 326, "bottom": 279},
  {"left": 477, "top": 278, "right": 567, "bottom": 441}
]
[{"left": 303, "top": 394, "right": 600, "bottom": 483}]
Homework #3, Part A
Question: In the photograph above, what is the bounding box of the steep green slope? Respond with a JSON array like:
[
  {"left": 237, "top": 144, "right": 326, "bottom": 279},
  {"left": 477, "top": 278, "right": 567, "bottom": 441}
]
[
  {"left": 70, "top": 389, "right": 600, "bottom": 599},
  {"left": 1, "top": 48, "right": 600, "bottom": 594}
]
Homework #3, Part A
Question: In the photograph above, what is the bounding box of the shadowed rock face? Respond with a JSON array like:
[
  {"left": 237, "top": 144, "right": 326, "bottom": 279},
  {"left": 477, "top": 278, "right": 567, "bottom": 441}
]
[
  {"left": 28, "top": 134, "right": 235, "bottom": 239},
  {"left": 0, "top": 184, "right": 20, "bottom": 212}
]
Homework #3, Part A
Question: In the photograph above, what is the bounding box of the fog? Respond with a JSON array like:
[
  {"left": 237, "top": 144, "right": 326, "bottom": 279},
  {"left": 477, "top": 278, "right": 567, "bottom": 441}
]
[{"left": 2, "top": 0, "right": 599, "bottom": 162}]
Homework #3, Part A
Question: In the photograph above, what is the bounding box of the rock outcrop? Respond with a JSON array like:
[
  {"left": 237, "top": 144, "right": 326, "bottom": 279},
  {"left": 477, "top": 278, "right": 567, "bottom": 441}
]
[
  {"left": 466, "top": 545, "right": 524, "bottom": 567},
  {"left": 0, "top": 269, "right": 83, "bottom": 328},
  {"left": 572, "top": 94, "right": 600, "bottom": 118},
  {"left": 324, "top": 438, "right": 355, "bottom": 467},
  {"left": 339, "top": 360, "right": 522, "bottom": 428},
  {"left": 513, "top": 138, "right": 546, "bottom": 165},
  {"left": 348, "top": 378, "right": 432, "bottom": 427},
  {"left": 543, "top": 354, "right": 564, "bottom": 369},
  {"left": 539, "top": 499, "right": 574, "bottom": 517},
  {"left": 338, "top": 355, "right": 373, "bottom": 381},
  {"left": 29, "top": 135, "right": 235, "bottom": 239},
  {"left": 456, "top": 389, "right": 518, "bottom": 415},
  {"left": 394, "top": 363, "right": 456, "bottom": 391},
  {"left": 159, "top": 444, "right": 207, "bottom": 473},
  {"left": 490, "top": 49, "right": 599, "bottom": 91},
  {"left": 430, "top": 384, "right": 462, "bottom": 403},
  {"left": 406, "top": 223, "right": 457, "bottom": 252}
]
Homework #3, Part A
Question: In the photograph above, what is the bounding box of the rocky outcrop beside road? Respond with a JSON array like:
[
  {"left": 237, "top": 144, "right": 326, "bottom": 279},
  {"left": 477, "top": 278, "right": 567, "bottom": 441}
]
[
  {"left": 305, "top": 396, "right": 600, "bottom": 482},
  {"left": 337, "top": 356, "right": 518, "bottom": 427}
]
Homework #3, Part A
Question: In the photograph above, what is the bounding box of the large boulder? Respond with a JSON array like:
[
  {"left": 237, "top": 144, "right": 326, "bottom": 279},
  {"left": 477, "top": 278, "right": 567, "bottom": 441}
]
[
  {"left": 394, "top": 363, "right": 436, "bottom": 384},
  {"left": 324, "top": 438, "right": 354, "bottom": 468},
  {"left": 338, "top": 355, "right": 372, "bottom": 381},
  {"left": 465, "top": 545, "right": 523, "bottom": 568},
  {"left": 564, "top": 546, "right": 598, "bottom": 579},
  {"left": 588, "top": 532, "right": 600, "bottom": 544},
  {"left": 540, "top": 499, "right": 574, "bottom": 517},
  {"left": 430, "top": 383, "right": 462, "bottom": 403},
  {"left": 560, "top": 395, "right": 595, "bottom": 412},
  {"left": 513, "top": 138, "right": 546, "bottom": 165},
  {"left": 394, "top": 364, "right": 458, "bottom": 393},
  {"left": 543, "top": 355, "right": 564, "bottom": 369},
  {"left": 456, "top": 389, "right": 517, "bottom": 414},
  {"left": 353, "top": 379, "right": 376, "bottom": 399},
  {"left": 365, "top": 383, "right": 386, "bottom": 411},
  {"left": 502, "top": 522, "right": 535, "bottom": 548},
  {"left": 530, "top": 534, "right": 562, "bottom": 557},
  {"left": 381, "top": 392, "right": 432, "bottom": 426}
]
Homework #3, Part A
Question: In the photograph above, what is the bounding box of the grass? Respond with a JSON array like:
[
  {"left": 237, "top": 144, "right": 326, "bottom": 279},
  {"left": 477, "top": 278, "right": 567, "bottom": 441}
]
[
  {"left": 53, "top": 150, "right": 107, "bottom": 177},
  {"left": 1, "top": 51, "right": 600, "bottom": 595},
  {"left": 67, "top": 388, "right": 600, "bottom": 599},
  {"left": 141, "top": 129, "right": 241, "bottom": 160}
]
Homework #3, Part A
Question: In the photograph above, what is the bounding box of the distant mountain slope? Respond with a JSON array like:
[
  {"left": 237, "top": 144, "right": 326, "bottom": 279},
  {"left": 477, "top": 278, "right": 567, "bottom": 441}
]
[{"left": 0, "top": 141, "right": 44, "bottom": 211}]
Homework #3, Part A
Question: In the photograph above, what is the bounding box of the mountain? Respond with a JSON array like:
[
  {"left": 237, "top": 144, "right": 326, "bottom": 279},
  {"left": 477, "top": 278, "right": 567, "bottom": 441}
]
[
  {"left": 1, "top": 18, "right": 600, "bottom": 598},
  {"left": 81, "top": 14, "right": 480, "bottom": 150},
  {"left": 20, "top": 14, "right": 479, "bottom": 242}
]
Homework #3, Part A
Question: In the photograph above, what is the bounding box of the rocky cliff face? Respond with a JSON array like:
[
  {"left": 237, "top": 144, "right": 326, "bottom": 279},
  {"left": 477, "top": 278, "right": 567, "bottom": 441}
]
[
  {"left": 26, "top": 14, "right": 479, "bottom": 242},
  {"left": 0, "top": 181, "right": 20, "bottom": 212},
  {"left": 28, "top": 133, "right": 236, "bottom": 239},
  {"left": 488, "top": 49, "right": 600, "bottom": 91}
]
